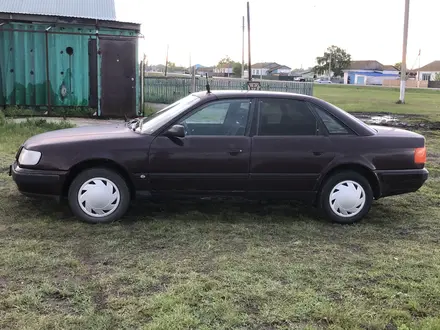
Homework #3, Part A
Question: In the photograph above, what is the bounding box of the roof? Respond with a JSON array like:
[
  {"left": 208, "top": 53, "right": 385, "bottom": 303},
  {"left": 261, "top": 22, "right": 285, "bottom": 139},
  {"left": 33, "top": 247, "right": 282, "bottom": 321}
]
[
  {"left": 251, "top": 62, "right": 291, "bottom": 71},
  {"left": 417, "top": 60, "right": 440, "bottom": 72},
  {"left": 382, "top": 65, "right": 398, "bottom": 71},
  {"left": 346, "top": 60, "right": 384, "bottom": 71},
  {"left": 0, "top": 0, "right": 141, "bottom": 23}
]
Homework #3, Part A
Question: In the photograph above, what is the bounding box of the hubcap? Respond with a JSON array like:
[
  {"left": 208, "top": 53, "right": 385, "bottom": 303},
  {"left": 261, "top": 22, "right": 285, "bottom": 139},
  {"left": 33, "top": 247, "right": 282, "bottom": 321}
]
[
  {"left": 78, "top": 177, "right": 120, "bottom": 218},
  {"left": 329, "top": 180, "right": 366, "bottom": 218}
]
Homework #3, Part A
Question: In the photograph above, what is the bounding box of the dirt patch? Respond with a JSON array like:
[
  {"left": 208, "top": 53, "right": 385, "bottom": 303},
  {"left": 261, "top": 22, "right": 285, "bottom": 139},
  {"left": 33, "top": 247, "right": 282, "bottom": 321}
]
[{"left": 352, "top": 112, "right": 440, "bottom": 130}]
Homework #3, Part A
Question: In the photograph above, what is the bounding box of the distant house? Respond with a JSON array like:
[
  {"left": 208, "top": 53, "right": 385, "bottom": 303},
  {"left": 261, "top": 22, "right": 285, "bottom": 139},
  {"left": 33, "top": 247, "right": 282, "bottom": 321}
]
[
  {"left": 251, "top": 62, "right": 291, "bottom": 76},
  {"left": 197, "top": 66, "right": 215, "bottom": 77},
  {"left": 416, "top": 61, "right": 440, "bottom": 81},
  {"left": 214, "top": 65, "right": 233, "bottom": 77},
  {"left": 146, "top": 64, "right": 166, "bottom": 73},
  {"left": 290, "top": 69, "right": 315, "bottom": 79},
  {"left": 343, "top": 61, "right": 399, "bottom": 85}
]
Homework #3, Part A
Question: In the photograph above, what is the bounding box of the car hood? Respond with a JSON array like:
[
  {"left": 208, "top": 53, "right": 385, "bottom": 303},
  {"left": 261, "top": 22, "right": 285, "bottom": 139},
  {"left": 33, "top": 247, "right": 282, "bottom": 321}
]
[{"left": 24, "top": 123, "right": 136, "bottom": 149}]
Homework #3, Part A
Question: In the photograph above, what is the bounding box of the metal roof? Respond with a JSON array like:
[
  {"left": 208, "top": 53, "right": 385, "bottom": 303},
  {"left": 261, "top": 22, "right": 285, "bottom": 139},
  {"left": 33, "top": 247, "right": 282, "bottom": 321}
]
[{"left": 0, "top": 0, "right": 139, "bottom": 23}]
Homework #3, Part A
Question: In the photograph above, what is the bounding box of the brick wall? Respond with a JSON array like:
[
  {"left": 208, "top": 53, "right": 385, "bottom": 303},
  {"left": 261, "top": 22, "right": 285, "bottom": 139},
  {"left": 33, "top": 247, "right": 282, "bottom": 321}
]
[{"left": 383, "top": 80, "right": 428, "bottom": 88}]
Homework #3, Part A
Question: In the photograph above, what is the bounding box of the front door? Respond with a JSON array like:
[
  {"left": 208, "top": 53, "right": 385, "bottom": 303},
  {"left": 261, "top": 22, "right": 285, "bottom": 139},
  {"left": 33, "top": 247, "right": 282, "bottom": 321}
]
[
  {"left": 249, "top": 98, "right": 337, "bottom": 198},
  {"left": 149, "top": 98, "right": 253, "bottom": 194},
  {"left": 100, "top": 37, "right": 136, "bottom": 117}
]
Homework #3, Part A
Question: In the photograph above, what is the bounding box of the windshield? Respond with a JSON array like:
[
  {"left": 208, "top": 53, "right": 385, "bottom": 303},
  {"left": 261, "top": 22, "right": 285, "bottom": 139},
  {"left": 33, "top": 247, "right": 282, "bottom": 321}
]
[{"left": 138, "top": 94, "right": 200, "bottom": 134}]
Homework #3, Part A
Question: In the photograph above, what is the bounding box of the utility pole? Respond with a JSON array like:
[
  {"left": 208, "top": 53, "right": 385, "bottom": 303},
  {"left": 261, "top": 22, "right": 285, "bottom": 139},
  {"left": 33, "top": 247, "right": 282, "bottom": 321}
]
[
  {"left": 242, "top": 16, "right": 245, "bottom": 78},
  {"left": 328, "top": 52, "right": 332, "bottom": 79},
  {"left": 247, "top": 2, "right": 252, "bottom": 82},
  {"left": 164, "top": 44, "right": 169, "bottom": 77},
  {"left": 399, "top": 0, "right": 410, "bottom": 104}
]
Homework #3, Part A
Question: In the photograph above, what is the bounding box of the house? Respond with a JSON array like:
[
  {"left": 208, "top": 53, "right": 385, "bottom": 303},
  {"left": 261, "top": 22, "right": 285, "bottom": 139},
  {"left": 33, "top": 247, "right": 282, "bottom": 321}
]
[
  {"left": 251, "top": 62, "right": 291, "bottom": 77},
  {"left": 416, "top": 61, "right": 440, "bottom": 81},
  {"left": 343, "top": 61, "right": 399, "bottom": 85},
  {"left": 146, "top": 64, "right": 166, "bottom": 73},
  {"left": 0, "top": 0, "right": 141, "bottom": 117},
  {"left": 197, "top": 66, "right": 215, "bottom": 77},
  {"left": 214, "top": 65, "right": 233, "bottom": 77}
]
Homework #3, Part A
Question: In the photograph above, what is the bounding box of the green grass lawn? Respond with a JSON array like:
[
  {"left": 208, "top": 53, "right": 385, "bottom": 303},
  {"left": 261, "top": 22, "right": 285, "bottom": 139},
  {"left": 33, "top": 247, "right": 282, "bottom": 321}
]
[
  {"left": 314, "top": 85, "right": 440, "bottom": 121},
  {"left": 1, "top": 112, "right": 440, "bottom": 329}
]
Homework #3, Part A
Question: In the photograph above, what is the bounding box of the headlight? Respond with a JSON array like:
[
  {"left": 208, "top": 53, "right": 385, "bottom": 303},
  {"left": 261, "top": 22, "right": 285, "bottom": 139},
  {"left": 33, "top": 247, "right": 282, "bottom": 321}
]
[{"left": 18, "top": 148, "right": 42, "bottom": 166}]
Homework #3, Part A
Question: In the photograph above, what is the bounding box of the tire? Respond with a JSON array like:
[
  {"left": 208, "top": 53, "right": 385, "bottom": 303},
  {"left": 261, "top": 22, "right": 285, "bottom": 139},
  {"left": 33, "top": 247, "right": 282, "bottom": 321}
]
[
  {"left": 68, "top": 168, "right": 131, "bottom": 224},
  {"left": 319, "top": 171, "right": 373, "bottom": 224}
]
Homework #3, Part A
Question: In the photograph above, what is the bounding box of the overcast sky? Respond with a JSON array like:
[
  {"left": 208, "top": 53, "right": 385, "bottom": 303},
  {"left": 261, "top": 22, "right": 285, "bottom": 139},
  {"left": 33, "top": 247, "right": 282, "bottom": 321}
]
[{"left": 116, "top": 0, "right": 439, "bottom": 69}]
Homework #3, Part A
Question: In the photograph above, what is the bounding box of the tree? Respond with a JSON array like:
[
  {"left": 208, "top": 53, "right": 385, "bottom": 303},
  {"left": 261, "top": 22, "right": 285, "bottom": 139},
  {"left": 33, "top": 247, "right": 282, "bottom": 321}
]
[
  {"left": 313, "top": 45, "right": 351, "bottom": 77},
  {"left": 217, "top": 56, "right": 234, "bottom": 68},
  {"left": 434, "top": 73, "right": 440, "bottom": 81},
  {"left": 167, "top": 61, "right": 176, "bottom": 71},
  {"left": 232, "top": 62, "right": 242, "bottom": 77},
  {"left": 394, "top": 62, "right": 402, "bottom": 71}
]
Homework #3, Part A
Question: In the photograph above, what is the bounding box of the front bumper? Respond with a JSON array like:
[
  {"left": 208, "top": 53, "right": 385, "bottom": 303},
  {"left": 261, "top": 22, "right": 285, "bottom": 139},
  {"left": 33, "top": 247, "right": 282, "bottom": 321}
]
[
  {"left": 375, "top": 168, "right": 429, "bottom": 198},
  {"left": 10, "top": 162, "right": 67, "bottom": 199}
]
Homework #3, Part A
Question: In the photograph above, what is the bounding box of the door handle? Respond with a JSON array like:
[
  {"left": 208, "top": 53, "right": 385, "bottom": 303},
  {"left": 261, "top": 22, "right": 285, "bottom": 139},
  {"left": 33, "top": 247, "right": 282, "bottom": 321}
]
[{"left": 229, "top": 149, "right": 243, "bottom": 155}]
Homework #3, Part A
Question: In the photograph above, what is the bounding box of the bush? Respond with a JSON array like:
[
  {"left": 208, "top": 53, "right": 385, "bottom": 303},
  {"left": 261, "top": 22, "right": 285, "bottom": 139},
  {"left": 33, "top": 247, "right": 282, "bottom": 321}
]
[{"left": 0, "top": 111, "right": 5, "bottom": 126}]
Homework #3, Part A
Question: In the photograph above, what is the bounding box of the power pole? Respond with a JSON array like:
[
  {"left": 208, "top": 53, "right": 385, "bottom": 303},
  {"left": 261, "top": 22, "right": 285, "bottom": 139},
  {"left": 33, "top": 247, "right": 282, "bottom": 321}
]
[
  {"left": 247, "top": 2, "right": 252, "bottom": 82},
  {"left": 164, "top": 44, "right": 169, "bottom": 77},
  {"left": 328, "top": 52, "right": 332, "bottom": 79},
  {"left": 242, "top": 16, "right": 245, "bottom": 78},
  {"left": 399, "top": 0, "right": 410, "bottom": 104}
]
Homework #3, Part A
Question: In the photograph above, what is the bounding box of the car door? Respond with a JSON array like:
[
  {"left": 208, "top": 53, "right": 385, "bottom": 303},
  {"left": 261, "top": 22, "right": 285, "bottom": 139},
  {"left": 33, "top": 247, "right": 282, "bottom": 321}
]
[
  {"left": 148, "top": 98, "right": 254, "bottom": 194},
  {"left": 249, "top": 97, "right": 338, "bottom": 199}
]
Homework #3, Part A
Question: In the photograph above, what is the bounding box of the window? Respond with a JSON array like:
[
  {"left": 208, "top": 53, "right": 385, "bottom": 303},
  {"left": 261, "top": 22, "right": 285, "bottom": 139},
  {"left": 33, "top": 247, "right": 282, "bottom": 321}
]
[
  {"left": 257, "top": 99, "right": 318, "bottom": 136},
  {"left": 311, "top": 104, "right": 351, "bottom": 135},
  {"left": 422, "top": 73, "right": 431, "bottom": 81},
  {"left": 180, "top": 99, "right": 251, "bottom": 136}
]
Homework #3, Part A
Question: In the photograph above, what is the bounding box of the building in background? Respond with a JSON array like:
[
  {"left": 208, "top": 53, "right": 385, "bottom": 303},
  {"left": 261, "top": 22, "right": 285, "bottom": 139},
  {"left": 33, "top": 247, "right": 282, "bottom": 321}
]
[
  {"left": 251, "top": 62, "right": 291, "bottom": 77},
  {"left": 343, "top": 61, "right": 399, "bottom": 86},
  {"left": 0, "top": 0, "right": 141, "bottom": 117},
  {"left": 416, "top": 61, "right": 440, "bottom": 81}
]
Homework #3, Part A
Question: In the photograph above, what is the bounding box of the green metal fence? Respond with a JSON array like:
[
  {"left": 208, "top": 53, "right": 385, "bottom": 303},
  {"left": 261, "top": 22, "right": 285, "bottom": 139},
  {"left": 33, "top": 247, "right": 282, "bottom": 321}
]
[{"left": 144, "top": 77, "right": 313, "bottom": 104}]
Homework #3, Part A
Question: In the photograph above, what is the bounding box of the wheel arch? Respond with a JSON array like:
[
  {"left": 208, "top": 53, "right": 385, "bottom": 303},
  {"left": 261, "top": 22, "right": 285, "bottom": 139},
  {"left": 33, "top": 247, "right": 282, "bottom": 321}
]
[
  {"left": 315, "top": 163, "right": 381, "bottom": 203},
  {"left": 62, "top": 158, "right": 136, "bottom": 199}
]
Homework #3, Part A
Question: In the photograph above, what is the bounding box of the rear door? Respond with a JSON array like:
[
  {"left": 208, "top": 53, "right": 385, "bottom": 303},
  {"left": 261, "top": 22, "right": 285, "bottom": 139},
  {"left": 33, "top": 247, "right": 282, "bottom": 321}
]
[
  {"left": 148, "top": 98, "right": 254, "bottom": 193},
  {"left": 249, "top": 97, "right": 337, "bottom": 199}
]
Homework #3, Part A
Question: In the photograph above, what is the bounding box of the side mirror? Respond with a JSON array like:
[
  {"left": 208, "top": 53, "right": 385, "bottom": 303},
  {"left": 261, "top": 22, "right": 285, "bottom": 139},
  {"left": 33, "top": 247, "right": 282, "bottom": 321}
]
[{"left": 165, "top": 124, "right": 185, "bottom": 138}]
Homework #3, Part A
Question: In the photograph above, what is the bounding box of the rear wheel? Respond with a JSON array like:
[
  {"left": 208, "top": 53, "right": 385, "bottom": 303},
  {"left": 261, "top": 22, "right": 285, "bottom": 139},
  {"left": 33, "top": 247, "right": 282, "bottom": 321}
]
[
  {"left": 68, "top": 168, "right": 131, "bottom": 224},
  {"left": 319, "top": 171, "right": 373, "bottom": 224}
]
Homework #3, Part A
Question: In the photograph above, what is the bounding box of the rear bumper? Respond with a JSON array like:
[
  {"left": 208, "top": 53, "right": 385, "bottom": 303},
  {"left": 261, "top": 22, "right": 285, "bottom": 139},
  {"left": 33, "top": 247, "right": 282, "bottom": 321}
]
[
  {"left": 375, "top": 168, "right": 429, "bottom": 198},
  {"left": 10, "top": 162, "right": 67, "bottom": 200}
]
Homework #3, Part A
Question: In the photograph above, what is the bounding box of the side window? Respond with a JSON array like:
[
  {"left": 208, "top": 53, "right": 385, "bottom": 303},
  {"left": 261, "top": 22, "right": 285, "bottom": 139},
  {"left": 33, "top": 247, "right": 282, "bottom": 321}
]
[
  {"left": 258, "top": 99, "right": 318, "bottom": 136},
  {"left": 180, "top": 99, "right": 251, "bottom": 136},
  {"left": 310, "top": 104, "right": 351, "bottom": 135}
]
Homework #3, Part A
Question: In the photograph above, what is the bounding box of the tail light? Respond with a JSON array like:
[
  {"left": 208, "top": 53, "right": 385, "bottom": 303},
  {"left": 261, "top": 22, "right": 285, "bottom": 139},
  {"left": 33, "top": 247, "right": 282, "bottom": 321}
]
[{"left": 414, "top": 147, "right": 426, "bottom": 164}]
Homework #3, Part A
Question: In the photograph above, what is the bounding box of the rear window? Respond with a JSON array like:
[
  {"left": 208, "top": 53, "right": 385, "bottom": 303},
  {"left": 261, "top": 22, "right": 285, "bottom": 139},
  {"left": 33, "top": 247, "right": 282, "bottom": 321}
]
[{"left": 309, "top": 104, "right": 352, "bottom": 135}]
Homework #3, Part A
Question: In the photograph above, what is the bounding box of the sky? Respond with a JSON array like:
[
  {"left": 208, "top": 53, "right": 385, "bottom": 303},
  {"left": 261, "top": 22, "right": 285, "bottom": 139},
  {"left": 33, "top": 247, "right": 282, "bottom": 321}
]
[{"left": 115, "top": 0, "right": 440, "bottom": 69}]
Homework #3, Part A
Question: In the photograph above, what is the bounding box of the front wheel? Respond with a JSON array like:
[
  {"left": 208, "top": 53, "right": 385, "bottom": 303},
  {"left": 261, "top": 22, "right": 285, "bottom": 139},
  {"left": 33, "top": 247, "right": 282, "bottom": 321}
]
[
  {"left": 68, "top": 168, "right": 131, "bottom": 224},
  {"left": 319, "top": 171, "right": 373, "bottom": 224}
]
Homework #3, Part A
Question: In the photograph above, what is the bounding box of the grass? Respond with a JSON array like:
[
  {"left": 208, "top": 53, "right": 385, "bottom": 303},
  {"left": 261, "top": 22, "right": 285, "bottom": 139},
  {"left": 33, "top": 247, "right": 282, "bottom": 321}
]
[
  {"left": 1, "top": 100, "right": 440, "bottom": 329},
  {"left": 314, "top": 84, "right": 440, "bottom": 121}
]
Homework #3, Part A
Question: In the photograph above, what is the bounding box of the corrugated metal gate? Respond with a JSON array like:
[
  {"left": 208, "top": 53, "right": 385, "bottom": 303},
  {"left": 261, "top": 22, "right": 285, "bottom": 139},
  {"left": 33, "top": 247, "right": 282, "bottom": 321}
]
[{"left": 0, "top": 22, "right": 140, "bottom": 117}]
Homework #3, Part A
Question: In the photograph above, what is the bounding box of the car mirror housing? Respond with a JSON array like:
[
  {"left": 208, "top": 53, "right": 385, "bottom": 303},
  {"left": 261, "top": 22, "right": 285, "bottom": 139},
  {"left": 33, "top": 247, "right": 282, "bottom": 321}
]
[{"left": 165, "top": 124, "right": 185, "bottom": 138}]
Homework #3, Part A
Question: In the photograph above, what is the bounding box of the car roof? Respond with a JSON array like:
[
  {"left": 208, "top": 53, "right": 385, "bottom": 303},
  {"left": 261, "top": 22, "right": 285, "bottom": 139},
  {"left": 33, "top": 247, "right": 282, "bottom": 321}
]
[{"left": 192, "top": 90, "right": 317, "bottom": 101}]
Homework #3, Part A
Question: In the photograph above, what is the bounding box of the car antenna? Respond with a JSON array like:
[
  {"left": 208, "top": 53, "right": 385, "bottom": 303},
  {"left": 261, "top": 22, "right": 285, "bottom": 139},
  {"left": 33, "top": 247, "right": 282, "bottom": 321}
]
[{"left": 205, "top": 73, "right": 211, "bottom": 94}]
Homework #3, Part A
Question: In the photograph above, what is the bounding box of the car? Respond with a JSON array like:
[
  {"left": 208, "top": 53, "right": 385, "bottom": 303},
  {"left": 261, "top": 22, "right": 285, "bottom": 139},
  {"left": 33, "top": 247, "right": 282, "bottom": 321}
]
[
  {"left": 315, "top": 79, "right": 332, "bottom": 84},
  {"left": 10, "top": 90, "right": 428, "bottom": 224}
]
